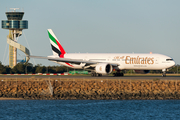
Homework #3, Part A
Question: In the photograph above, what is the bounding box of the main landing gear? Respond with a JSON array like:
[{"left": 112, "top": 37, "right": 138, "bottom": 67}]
[
  {"left": 91, "top": 72, "right": 102, "bottom": 77},
  {"left": 162, "top": 69, "right": 166, "bottom": 77},
  {"left": 113, "top": 72, "right": 124, "bottom": 77},
  {"left": 113, "top": 70, "right": 124, "bottom": 77}
]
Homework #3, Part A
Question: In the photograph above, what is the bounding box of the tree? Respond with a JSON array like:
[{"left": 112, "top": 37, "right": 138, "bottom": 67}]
[
  {"left": 35, "top": 64, "right": 46, "bottom": 73},
  {"left": 0, "top": 62, "right": 6, "bottom": 74},
  {"left": 12, "top": 63, "right": 25, "bottom": 73}
]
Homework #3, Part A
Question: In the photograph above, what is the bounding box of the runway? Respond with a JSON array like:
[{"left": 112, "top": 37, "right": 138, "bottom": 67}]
[{"left": 1, "top": 74, "right": 180, "bottom": 80}]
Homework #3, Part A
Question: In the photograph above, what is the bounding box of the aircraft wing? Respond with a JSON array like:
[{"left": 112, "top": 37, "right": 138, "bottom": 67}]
[{"left": 30, "top": 55, "right": 119, "bottom": 67}]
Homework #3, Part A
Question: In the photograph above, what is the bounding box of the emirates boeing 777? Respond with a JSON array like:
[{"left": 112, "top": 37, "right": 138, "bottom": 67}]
[{"left": 30, "top": 29, "right": 175, "bottom": 77}]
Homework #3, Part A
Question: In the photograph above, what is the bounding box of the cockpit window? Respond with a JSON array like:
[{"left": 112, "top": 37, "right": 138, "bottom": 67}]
[{"left": 166, "top": 59, "right": 173, "bottom": 61}]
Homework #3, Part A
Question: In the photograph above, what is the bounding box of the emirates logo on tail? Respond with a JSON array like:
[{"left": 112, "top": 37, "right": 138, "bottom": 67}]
[{"left": 48, "top": 29, "right": 66, "bottom": 58}]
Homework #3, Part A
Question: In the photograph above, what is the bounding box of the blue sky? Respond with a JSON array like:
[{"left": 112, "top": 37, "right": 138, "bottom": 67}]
[{"left": 0, "top": 0, "right": 180, "bottom": 66}]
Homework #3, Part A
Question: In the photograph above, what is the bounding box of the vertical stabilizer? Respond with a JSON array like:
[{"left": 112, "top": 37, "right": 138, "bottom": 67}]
[{"left": 47, "top": 29, "right": 66, "bottom": 58}]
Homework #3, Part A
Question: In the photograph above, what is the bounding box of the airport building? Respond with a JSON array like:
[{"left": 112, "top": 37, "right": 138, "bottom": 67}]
[{"left": 1, "top": 8, "right": 29, "bottom": 68}]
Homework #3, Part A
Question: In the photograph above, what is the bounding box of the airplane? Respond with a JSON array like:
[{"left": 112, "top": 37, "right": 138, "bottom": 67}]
[{"left": 30, "top": 29, "right": 175, "bottom": 77}]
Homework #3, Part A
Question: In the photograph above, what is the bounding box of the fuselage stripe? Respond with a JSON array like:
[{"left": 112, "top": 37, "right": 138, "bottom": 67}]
[{"left": 65, "top": 62, "right": 74, "bottom": 67}]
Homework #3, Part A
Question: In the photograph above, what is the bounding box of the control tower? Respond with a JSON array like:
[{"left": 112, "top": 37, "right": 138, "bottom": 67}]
[{"left": 2, "top": 8, "right": 29, "bottom": 68}]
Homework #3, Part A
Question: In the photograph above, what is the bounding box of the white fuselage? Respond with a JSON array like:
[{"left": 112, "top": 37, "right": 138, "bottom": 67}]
[{"left": 51, "top": 53, "right": 175, "bottom": 70}]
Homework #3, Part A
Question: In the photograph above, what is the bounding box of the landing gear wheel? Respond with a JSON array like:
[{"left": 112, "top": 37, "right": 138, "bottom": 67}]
[
  {"left": 113, "top": 73, "right": 116, "bottom": 77},
  {"left": 97, "top": 74, "right": 102, "bottom": 77},
  {"left": 162, "top": 74, "right": 166, "bottom": 77},
  {"left": 120, "top": 73, "right": 124, "bottom": 76},
  {"left": 162, "top": 72, "right": 166, "bottom": 77},
  {"left": 91, "top": 73, "right": 95, "bottom": 77},
  {"left": 162, "top": 73, "right": 166, "bottom": 77},
  {"left": 162, "top": 69, "right": 166, "bottom": 77},
  {"left": 91, "top": 72, "right": 102, "bottom": 77},
  {"left": 113, "top": 72, "right": 124, "bottom": 77}
]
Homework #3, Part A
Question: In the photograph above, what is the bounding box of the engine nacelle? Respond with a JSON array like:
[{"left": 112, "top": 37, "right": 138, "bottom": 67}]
[
  {"left": 134, "top": 70, "right": 150, "bottom": 74},
  {"left": 95, "top": 63, "right": 113, "bottom": 74}
]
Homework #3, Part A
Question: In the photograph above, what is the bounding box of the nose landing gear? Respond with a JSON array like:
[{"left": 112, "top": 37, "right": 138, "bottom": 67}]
[{"left": 162, "top": 69, "right": 166, "bottom": 77}]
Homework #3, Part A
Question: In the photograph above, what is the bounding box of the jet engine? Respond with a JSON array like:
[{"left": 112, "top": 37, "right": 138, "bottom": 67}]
[
  {"left": 95, "top": 63, "right": 113, "bottom": 74},
  {"left": 134, "top": 70, "right": 150, "bottom": 74}
]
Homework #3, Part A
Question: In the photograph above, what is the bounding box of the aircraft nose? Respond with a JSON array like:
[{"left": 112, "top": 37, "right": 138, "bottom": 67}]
[
  {"left": 170, "top": 60, "right": 176, "bottom": 67},
  {"left": 172, "top": 61, "right": 175, "bottom": 66}
]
